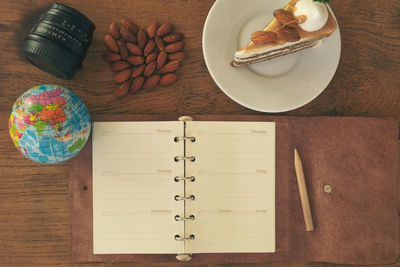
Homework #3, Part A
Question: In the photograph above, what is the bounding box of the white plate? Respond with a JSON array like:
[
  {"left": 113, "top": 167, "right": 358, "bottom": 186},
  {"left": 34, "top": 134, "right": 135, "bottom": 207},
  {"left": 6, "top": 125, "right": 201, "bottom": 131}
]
[{"left": 202, "top": 0, "right": 341, "bottom": 113}]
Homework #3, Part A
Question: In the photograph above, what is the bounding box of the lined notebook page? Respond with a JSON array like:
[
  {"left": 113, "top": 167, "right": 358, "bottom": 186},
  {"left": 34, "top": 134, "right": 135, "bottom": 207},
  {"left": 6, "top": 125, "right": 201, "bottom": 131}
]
[
  {"left": 185, "top": 121, "right": 275, "bottom": 253},
  {"left": 93, "top": 121, "right": 184, "bottom": 254}
]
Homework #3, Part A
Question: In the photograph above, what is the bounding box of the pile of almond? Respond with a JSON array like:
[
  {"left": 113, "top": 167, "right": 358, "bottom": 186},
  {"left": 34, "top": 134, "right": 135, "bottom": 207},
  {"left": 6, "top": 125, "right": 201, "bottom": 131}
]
[
  {"left": 103, "top": 19, "right": 185, "bottom": 97},
  {"left": 251, "top": 9, "right": 300, "bottom": 44}
]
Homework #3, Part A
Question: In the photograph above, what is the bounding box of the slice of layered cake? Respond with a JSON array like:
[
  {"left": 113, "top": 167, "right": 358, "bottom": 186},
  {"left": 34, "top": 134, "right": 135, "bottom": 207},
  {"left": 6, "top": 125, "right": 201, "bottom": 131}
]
[{"left": 232, "top": 0, "right": 337, "bottom": 67}]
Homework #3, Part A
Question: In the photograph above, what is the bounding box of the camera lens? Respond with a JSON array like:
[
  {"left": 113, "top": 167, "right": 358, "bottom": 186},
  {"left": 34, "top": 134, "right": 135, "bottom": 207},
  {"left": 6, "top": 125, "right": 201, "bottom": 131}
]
[{"left": 22, "top": 3, "right": 95, "bottom": 80}]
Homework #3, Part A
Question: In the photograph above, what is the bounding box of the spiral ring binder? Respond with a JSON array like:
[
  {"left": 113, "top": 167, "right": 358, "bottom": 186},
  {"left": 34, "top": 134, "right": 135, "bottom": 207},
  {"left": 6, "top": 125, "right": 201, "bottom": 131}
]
[
  {"left": 174, "top": 136, "right": 196, "bottom": 142},
  {"left": 175, "top": 215, "right": 195, "bottom": 221},
  {"left": 174, "top": 156, "right": 196, "bottom": 162},
  {"left": 174, "top": 116, "right": 196, "bottom": 262},
  {"left": 174, "top": 176, "right": 195, "bottom": 182},
  {"left": 174, "top": 234, "right": 195, "bottom": 241},
  {"left": 174, "top": 195, "right": 195, "bottom": 201}
]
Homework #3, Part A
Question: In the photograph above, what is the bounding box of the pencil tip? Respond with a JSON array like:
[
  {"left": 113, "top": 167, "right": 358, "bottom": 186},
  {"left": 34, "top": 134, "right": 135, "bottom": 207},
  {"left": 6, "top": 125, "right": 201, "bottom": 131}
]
[{"left": 294, "top": 144, "right": 296, "bottom": 150}]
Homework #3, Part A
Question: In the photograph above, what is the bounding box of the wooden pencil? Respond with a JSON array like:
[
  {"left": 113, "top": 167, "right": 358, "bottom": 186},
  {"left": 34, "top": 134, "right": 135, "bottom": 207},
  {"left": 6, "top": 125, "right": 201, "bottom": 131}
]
[{"left": 294, "top": 145, "right": 314, "bottom": 232}]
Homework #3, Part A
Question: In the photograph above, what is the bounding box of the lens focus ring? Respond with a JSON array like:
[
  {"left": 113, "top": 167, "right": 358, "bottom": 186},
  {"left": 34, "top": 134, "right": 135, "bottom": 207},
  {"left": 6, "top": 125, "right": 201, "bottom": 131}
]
[
  {"left": 39, "top": 12, "right": 92, "bottom": 45},
  {"left": 22, "top": 3, "right": 95, "bottom": 80},
  {"left": 32, "top": 22, "right": 86, "bottom": 58}
]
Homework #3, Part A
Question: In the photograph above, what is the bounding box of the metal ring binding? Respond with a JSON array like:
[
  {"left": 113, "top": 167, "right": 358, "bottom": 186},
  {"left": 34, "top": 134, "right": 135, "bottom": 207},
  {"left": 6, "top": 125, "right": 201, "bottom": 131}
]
[
  {"left": 174, "top": 176, "right": 195, "bottom": 182},
  {"left": 175, "top": 215, "right": 195, "bottom": 221},
  {"left": 174, "top": 234, "right": 195, "bottom": 241},
  {"left": 174, "top": 195, "right": 195, "bottom": 201},
  {"left": 174, "top": 116, "right": 196, "bottom": 262},
  {"left": 174, "top": 136, "right": 196, "bottom": 142},
  {"left": 174, "top": 156, "right": 195, "bottom": 162}
]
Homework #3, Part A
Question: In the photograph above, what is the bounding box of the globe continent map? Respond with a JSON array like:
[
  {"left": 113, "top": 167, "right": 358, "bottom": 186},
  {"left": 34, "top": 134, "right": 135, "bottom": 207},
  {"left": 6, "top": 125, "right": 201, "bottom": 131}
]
[{"left": 8, "top": 84, "right": 91, "bottom": 164}]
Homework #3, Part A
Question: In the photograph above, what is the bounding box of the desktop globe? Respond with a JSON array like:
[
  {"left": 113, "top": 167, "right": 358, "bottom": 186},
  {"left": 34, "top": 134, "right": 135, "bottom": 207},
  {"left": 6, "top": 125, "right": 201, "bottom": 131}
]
[{"left": 8, "top": 84, "right": 91, "bottom": 164}]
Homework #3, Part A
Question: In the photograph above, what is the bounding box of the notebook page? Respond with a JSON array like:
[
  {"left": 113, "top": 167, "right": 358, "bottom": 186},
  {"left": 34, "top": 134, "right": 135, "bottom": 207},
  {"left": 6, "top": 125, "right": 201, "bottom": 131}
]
[
  {"left": 93, "top": 121, "right": 184, "bottom": 254},
  {"left": 185, "top": 121, "right": 275, "bottom": 253}
]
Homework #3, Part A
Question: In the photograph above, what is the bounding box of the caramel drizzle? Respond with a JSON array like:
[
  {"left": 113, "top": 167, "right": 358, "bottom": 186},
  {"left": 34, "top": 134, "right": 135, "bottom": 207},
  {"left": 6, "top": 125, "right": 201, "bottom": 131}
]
[
  {"left": 288, "top": 0, "right": 299, "bottom": 11},
  {"left": 296, "top": 15, "right": 307, "bottom": 24},
  {"left": 251, "top": 31, "right": 268, "bottom": 39},
  {"left": 251, "top": 19, "right": 299, "bottom": 42},
  {"left": 288, "top": 0, "right": 299, "bottom": 7},
  {"left": 273, "top": 19, "right": 299, "bottom": 32}
]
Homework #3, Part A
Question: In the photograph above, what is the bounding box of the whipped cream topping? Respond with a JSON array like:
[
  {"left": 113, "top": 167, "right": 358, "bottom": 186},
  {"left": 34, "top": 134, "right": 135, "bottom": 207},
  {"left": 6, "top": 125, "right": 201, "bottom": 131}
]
[{"left": 294, "top": 0, "right": 328, "bottom": 32}]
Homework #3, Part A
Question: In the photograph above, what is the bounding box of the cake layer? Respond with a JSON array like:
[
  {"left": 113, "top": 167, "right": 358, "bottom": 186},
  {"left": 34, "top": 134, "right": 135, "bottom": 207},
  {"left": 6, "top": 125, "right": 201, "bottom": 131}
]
[{"left": 231, "top": 38, "right": 323, "bottom": 67}]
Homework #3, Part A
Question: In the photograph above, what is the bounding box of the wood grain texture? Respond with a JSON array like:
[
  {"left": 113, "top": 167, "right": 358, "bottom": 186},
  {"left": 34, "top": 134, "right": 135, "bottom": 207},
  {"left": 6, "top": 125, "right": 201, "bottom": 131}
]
[{"left": 0, "top": 0, "right": 398, "bottom": 266}]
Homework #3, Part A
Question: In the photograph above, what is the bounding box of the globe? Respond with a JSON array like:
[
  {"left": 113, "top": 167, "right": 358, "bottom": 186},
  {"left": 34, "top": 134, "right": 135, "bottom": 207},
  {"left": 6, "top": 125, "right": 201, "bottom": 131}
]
[{"left": 8, "top": 84, "right": 91, "bottom": 164}]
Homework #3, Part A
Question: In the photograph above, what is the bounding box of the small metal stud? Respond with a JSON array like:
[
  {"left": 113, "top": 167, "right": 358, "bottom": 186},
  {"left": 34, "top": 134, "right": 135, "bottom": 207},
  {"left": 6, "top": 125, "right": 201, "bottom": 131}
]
[
  {"left": 178, "top": 116, "right": 194, "bottom": 122},
  {"left": 176, "top": 253, "right": 192, "bottom": 261},
  {"left": 324, "top": 184, "right": 333, "bottom": 194}
]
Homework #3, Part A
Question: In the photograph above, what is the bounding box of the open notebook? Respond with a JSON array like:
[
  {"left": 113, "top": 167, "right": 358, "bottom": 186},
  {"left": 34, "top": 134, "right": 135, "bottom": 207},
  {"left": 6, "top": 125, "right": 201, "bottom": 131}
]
[{"left": 92, "top": 119, "right": 275, "bottom": 259}]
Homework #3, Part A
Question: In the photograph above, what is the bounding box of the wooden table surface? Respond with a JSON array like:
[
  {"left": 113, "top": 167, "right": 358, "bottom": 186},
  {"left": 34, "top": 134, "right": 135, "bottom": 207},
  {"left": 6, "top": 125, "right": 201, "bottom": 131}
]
[{"left": 0, "top": 0, "right": 399, "bottom": 266}]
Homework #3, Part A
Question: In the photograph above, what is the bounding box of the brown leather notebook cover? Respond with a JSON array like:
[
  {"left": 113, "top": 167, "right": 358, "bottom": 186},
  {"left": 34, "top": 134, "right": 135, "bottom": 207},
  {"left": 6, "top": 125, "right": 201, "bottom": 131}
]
[{"left": 69, "top": 114, "right": 399, "bottom": 264}]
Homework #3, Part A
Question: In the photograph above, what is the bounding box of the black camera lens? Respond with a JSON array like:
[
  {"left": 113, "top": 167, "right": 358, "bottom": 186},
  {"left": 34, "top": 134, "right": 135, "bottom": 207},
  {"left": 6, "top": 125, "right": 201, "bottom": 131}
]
[{"left": 22, "top": 3, "right": 95, "bottom": 79}]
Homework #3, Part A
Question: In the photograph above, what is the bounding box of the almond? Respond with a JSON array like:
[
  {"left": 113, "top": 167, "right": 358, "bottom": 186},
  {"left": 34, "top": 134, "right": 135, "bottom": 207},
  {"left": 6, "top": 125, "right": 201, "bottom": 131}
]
[
  {"left": 104, "top": 34, "right": 119, "bottom": 53},
  {"left": 109, "top": 23, "right": 120, "bottom": 40},
  {"left": 117, "top": 41, "right": 129, "bottom": 59},
  {"left": 143, "top": 40, "right": 155, "bottom": 57},
  {"left": 114, "top": 69, "right": 131, "bottom": 83},
  {"left": 143, "top": 75, "right": 160, "bottom": 90},
  {"left": 251, "top": 31, "right": 267, "bottom": 39},
  {"left": 276, "top": 26, "right": 300, "bottom": 42},
  {"left": 168, "top": 52, "right": 185, "bottom": 62},
  {"left": 251, "top": 31, "right": 277, "bottom": 44},
  {"left": 127, "top": 56, "right": 144, "bottom": 66},
  {"left": 120, "top": 27, "right": 137, "bottom": 43},
  {"left": 104, "top": 21, "right": 186, "bottom": 94},
  {"left": 126, "top": 43, "right": 142, "bottom": 56},
  {"left": 160, "top": 73, "right": 178, "bottom": 86},
  {"left": 156, "top": 23, "right": 173, "bottom": 37},
  {"left": 155, "top": 36, "right": 165, "bottom": 51},
  {"left": 273, "top": 9, "right": 298, "bottom": 28},
  {"left": 138, "top": 29, "right": 147, "bottom": 49},
  {"left": 111, "top": 61, "right": 130, "bottom": 72},
  {"left": 131, "top": 76, "right": 145, "bottom": 93},
  {"left": 114, "top": 80, "right": 130, "bottom": 98},
  {"left": 147, "top": 22, "right": 158, "bottom": 38},
  {"left": 156, "top": 51, "right": 168, "bottom": 70},
  {"left": 159, "top": 60, "right": 179, "bottom": 74},
  {"left": 121, "top": 18, "right": 138, "bottom": 34},
  {"left": 143, "top": 61, "right": 157, "bottom": 77},
  {"left": 103, "top": 53, "right": 121, "bottom": 62},
  {"left": 146, "top": 52, "right": 158, "bottom": 64},
  {"left": 164, "top": 41, "right": 184, "bottom": 53},
  {"left": 163, "top": 33, "right": 182, "bottom": 43},
  {"left": 131, "top": 64, "right": 146, "bottom": 78}
]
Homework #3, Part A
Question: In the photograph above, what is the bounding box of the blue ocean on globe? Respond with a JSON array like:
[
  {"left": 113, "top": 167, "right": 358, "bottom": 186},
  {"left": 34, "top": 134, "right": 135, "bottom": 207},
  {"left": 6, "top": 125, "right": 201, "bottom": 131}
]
[{"left": 8, "top": 84, "right": 91, "bottom": 164}]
